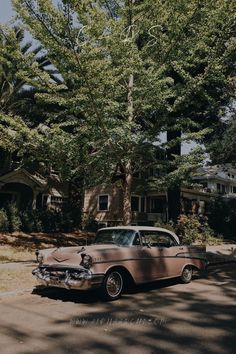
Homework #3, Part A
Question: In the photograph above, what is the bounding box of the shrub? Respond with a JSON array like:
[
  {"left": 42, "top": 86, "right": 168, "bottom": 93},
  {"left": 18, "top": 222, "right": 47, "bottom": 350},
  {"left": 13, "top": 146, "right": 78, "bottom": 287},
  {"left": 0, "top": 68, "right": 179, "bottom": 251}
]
[
  {"left": 5, "top": 202, "right": 22, "bottom": 232},
  {"left": 82, "top": 214, "right": 99, "bottom": 232},
  {"left": 38, "top": 209, "right": 59, "bottom": 233},
  {"left": 154, "top": 220, "right": 175, "bottom": 233},
  {"left": 20, "top": 209, "right": 43, "bottom": 233},
  {"left": 1, "top": 204, "right": 81, "bottom": 233},
  {"left": 176, "top": 214, "right": 220, "bottom": 245},
  {"left": 0, "top": 209, "right": 9, "bottom": 232},
  {"left": 208, "top": 198, "right": 236, "bottom": 240},
  {"left": 157, "top": 214, "right": 221, "bottom": 245}
]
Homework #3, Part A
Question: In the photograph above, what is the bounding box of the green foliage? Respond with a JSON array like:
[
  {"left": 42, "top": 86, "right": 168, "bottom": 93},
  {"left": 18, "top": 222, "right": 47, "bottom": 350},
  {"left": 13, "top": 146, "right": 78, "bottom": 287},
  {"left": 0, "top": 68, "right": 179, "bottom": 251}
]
[
  {"left": 20, "top": 209, "right": 43, "bottom": 233},
  {"left": 208, "top": 198, "right": 236, "bottom": 240},
  {"left": 0, "top": 112, "right": 41, "bottom": 154},
  {"left": 208, "top": 116, "right": 236, "bottom": 164},
  {"left": 0, "top": 206, "right": 81, "bottom": 234},
  {"left": 155, "top": 214, "right": 221, "bottom": 244},
  {"left": 0, "top": 209, "right": 9, "bottom": 232},
  {"left": 154, "top": 220, "right": 176, "bottom": 233},
  {"left": 5, "top": 203, "right": 22, "bottom": 232},
  {"left": 176, "top": 214, "right": 221, "bottom": 245},
  {"left": 82, "top": 214, "right": 99, "bottom": 232},
  {"left": 35, "top": 209, "right": 62, "bottom": 233},
  {"left": 20, "top": 209, "right": 76, "bottom": 233},
  {"left": 0, "top": 25, "right": 62, "bottom": 117},
  {"left": 12, "top": 1, "right": 236, "bottom": 173},
  {"left": 0, "top": 24, "right": 63, "bottom": 173},
  {"left": 11, "top": 0, "right": 236, "bottom": 223}
]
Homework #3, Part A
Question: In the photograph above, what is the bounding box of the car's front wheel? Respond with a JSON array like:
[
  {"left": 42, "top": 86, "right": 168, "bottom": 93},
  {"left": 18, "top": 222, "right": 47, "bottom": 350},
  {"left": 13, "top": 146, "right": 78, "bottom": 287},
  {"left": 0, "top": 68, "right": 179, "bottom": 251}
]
[
  {"left": 100, "top": 270, "right": 123, "bottom": 301},
  {"left": 180, "top": 265, "right": 193, "bottom": 283}
]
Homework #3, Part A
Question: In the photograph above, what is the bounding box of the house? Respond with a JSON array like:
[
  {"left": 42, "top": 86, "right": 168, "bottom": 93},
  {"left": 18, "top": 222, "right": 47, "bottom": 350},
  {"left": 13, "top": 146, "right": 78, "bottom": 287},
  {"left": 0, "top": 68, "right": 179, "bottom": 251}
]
[
  {"left": 83, "top": 163, "right": 236, "bottom": 227},
  {"left": 0, "top": 168, "right": 68, "bottom": 210},
  {"left": 192, "top": 164, "right": 236, "bottom": 197}
]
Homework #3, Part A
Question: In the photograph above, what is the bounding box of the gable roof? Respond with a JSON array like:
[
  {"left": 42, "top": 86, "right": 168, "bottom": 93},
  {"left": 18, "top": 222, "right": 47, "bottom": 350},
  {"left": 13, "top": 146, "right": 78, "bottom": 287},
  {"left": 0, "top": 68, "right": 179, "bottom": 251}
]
[{"left": 0, "top": 168, "right": 47, "bottom": 189}]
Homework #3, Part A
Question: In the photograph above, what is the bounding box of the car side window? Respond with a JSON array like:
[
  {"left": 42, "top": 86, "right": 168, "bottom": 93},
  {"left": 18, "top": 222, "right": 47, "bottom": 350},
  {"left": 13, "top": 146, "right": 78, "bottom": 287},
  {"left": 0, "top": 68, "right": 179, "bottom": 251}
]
[
  {"left": 156, "top": 232, "right": 177, "bottom": 247},
  {"left": 140, "top": 231, "right": 177, "bottom": 247},
  {"left": 140, "top": 231, "right": 159, "bottom": 247}
]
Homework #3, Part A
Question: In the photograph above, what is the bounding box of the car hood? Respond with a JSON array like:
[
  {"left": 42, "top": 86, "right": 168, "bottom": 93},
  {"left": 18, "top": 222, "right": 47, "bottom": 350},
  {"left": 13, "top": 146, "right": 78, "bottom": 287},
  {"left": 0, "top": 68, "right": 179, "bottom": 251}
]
[{"left": 41, "top": 244, "right": 121, "bottom": 266}]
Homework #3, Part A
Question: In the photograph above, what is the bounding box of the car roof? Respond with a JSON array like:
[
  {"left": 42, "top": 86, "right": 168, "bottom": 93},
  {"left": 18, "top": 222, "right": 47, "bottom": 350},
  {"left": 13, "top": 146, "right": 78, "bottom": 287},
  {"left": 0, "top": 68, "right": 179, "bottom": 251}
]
[
  {"left": 99, "top": 225, "right": 174, "bottom": 232},
  {"left": 98, "top": 226, "right": 179, "bottom": 242}
]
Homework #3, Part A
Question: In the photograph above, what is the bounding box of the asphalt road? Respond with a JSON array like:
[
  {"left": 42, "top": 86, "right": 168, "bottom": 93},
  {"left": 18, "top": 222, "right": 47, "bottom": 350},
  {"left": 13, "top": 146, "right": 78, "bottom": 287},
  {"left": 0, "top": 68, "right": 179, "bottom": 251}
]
[{"left": 0, "top": 264, "right": 235, "bottom": 354}]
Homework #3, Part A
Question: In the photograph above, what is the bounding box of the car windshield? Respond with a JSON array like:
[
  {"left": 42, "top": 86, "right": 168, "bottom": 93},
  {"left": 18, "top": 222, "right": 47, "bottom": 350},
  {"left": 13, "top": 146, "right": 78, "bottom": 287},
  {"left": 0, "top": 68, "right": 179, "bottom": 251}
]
[{"left": 94, "top": 229, "right": 136, "bottom": 246}]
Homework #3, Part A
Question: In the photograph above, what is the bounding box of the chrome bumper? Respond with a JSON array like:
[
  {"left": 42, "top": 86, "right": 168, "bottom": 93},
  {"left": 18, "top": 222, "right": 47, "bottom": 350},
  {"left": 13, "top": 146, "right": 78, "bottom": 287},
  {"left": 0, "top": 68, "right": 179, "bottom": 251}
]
[{"left": 32, "top": 267, "right": 104, "bottom": 290}]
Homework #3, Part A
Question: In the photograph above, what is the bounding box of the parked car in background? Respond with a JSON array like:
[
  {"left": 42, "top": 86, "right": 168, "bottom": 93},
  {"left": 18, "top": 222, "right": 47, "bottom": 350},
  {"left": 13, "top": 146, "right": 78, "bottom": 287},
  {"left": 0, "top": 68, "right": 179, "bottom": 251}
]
[{"left": 33, "top": 226, "right": 207, "bottom": 300}]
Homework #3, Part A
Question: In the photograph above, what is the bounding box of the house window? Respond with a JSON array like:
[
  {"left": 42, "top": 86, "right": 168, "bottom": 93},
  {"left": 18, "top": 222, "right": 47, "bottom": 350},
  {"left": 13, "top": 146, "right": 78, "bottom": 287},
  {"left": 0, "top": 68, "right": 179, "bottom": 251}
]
[
  {"left": 217, "top": 184, "right": 221, "bottom": 193},
  {"left": 150, "top": 197, "right": 164, "bottom": 213},
  {"left": 131, "top": 195, "right": 146, "bottom": 212},
  {"left": 51, "top": 196, "right": 63, "bottom": 203},
  {"left": 98, "top": 195, "right": 109, "bottom": 211},
  {"left": 149, "top": 167, "right": 160, "bottom": 178},
  {"left": 42, "top": 195, "right": 49, "bottom": 207},
  {"left": 233, "top": 187, "right": 236, "bottom": 194},
  {"left": 131, "top": 196, "right": 140, "bottom": 212},
  {"left": 141, "top": 197, "right": 145, "bottom": 212}
]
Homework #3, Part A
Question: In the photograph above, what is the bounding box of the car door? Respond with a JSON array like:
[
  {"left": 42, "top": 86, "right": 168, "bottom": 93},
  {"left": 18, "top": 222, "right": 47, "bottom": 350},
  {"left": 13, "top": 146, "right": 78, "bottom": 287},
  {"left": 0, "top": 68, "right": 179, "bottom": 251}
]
[
  {"left": 138, "top": 231, "right": 165, "bottom": 280},
  {"left": 139, "top": 231, "right": 180, "bottom": 281}
]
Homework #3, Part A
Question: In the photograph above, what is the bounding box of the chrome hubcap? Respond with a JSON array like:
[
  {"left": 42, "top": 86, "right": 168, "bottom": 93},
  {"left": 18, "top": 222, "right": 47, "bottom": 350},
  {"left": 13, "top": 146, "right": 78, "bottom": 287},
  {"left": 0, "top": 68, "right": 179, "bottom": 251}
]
[
  {"left": 106, "top": 272, "right": 123, "bottom": 297},
  {"left": 183, "top": 267, "right": 192, "bottom": 281}
]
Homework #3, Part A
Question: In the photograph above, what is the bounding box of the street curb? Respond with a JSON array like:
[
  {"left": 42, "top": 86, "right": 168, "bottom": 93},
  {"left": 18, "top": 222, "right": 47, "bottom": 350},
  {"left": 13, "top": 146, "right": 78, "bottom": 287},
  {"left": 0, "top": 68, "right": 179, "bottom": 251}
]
[
  {"left": 207, "top": 260, "right": 236, "bottom": 266},
  {"left": 0, "top": 288, "right": 32, "bottom": 298}
]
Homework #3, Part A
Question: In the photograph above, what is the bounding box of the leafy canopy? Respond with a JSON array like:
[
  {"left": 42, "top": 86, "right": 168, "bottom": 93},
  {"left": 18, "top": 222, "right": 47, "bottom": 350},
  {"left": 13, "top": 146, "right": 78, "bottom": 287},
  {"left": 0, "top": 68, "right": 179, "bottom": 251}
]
[{"left": 12, "top": 0, "right": 236, "bottom": 185}]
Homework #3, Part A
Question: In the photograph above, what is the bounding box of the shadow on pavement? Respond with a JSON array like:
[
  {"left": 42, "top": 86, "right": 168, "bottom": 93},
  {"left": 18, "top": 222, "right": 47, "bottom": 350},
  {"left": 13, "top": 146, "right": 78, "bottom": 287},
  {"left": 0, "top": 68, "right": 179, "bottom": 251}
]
[{"left": 31, "top": 274, "right": 201, "bottom": 304}]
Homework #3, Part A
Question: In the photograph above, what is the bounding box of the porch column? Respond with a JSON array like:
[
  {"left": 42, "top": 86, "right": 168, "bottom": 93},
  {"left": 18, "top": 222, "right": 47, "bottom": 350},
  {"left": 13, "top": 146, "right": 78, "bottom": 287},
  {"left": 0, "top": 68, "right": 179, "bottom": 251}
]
[
  {"left": 46, "top": 195, "right": 51, "bottom": 208},
  {"left": 32, "top": 190, "right": 38, "bottom": 210}
]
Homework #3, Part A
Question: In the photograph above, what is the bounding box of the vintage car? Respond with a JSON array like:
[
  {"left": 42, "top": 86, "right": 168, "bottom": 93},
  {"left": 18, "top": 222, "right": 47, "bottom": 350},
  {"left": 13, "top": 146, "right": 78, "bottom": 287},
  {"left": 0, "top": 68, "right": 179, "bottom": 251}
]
[{"left": 33, "top": 226, "right": 207, "bottom": 300}]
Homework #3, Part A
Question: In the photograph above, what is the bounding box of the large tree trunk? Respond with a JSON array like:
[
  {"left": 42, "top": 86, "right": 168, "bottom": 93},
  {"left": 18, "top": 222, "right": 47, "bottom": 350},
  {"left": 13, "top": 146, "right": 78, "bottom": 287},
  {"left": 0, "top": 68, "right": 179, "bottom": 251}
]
[
  {"left": 167, "top": 130, "right": 181, "bottom": 222},
  {"left": 122, "top": 2, "right": 135, "bottom": 225},
  {"left": 122, "top": 71, "right": 134, "bottom": 225},
  {"left": 122, "top": 161, "right": 132, "bottom": 225}
]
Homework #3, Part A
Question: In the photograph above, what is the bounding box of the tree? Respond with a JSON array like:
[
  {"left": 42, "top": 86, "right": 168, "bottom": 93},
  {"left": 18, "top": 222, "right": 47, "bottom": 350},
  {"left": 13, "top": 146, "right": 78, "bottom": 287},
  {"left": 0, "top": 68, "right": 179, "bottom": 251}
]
[
  {"left": 143, "top": 0, "right": 236, "bottom": 221},
  {"left": 208, "top": 197, "right": 236, "bottom": 240},
  {"left": 13, "top": 0, "right": 170, "bottom": 224},
  {"left": 13, "top": 0, "right": 236, "bottom": 224},
  {"left": 207, "top": 112, "right": 236, "bottom": 164},
  {"left": 0, "top": 24, "right": 62, "bottom": 173},
  {"left": 0, "top": 25, "right": 62, "bottom": 121}
]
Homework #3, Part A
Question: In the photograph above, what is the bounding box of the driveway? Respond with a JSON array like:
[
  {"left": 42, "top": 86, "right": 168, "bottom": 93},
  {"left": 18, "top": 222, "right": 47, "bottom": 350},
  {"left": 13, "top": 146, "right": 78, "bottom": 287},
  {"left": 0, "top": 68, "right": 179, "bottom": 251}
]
[{"left": 0, "top": 264, "right": 235, "bottom": 354}]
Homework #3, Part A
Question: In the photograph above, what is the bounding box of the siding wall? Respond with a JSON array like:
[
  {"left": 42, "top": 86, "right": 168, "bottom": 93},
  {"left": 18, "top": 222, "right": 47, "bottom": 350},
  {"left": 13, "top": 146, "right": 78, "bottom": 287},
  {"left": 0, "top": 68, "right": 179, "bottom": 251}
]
[{"left": 84, "top": 185, "right": 123, "bottom": 223}]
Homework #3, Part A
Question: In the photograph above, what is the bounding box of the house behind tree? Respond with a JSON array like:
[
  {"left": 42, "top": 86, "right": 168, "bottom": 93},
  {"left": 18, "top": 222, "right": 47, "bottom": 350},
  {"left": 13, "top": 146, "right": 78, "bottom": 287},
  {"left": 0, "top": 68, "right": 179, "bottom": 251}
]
[{"left": 84, "top": 164, "right": 236, "bottom": 227}]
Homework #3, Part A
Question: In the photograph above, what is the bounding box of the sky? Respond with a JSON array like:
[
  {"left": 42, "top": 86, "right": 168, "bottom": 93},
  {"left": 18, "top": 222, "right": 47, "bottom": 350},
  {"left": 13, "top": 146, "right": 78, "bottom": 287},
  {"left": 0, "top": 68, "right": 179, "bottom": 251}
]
[{"left": 0, "top": 0, "right": 15, "bottom": 23}]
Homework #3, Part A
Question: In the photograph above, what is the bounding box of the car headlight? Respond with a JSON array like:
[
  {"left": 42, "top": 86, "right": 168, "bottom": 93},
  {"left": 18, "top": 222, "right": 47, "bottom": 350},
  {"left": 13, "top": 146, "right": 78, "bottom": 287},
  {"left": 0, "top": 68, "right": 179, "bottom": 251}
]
[{"left": 81, "top": 254, "right": 93, "bottom": 269}]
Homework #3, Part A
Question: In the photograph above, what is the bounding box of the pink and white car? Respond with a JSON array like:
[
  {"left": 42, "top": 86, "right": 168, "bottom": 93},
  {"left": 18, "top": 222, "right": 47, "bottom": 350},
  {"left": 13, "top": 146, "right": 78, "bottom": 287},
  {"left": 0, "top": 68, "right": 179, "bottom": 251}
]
[{"left": 33, "top": 226, "right": 207, "bottom": 300}]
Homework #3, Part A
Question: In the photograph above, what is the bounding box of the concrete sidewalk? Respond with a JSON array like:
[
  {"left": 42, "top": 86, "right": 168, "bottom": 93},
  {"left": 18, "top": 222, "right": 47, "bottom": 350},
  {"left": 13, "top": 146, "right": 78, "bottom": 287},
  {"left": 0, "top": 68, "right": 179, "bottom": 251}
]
[{"left": 206, "top": 243, "right": 236, "bottom": 265}]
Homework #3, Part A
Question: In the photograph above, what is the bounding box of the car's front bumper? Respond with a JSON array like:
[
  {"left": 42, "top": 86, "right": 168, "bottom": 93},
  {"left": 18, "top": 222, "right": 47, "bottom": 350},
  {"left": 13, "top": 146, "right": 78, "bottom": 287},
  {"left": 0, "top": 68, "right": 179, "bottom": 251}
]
[{"left": 32, "top": 266, "right": 104, "bottom": 290}]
